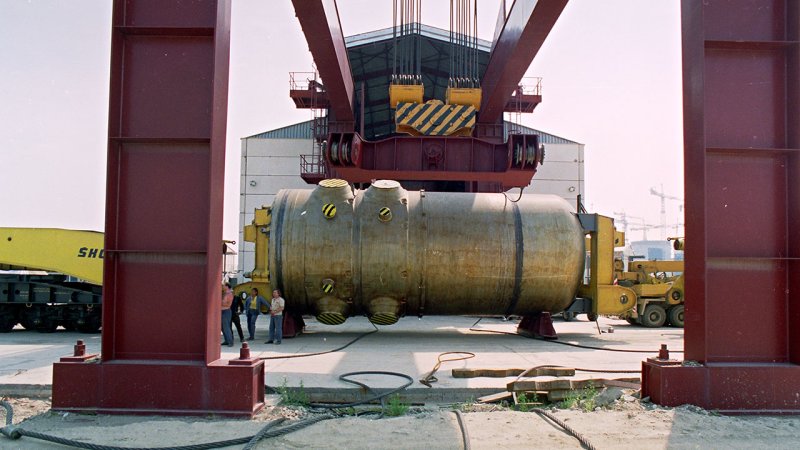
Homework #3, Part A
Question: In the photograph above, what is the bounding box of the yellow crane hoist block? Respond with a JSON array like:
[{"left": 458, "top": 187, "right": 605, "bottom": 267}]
[
  {"left": 446, "top": 87, "right": 482, "bottom": 110},
  {"left": 389, "top": 84, "right": 424, "bottom": 108},
  {"left": 395, "top": 100, "right": 476, "bottom": 136},
  {"left": 0, "top": 228, "right": 104, "bottom": 285}
]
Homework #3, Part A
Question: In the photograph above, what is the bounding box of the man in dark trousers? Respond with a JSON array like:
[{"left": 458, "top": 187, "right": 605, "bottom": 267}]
[
  {"left": 245, "top": 288, "right": 268, "bottom": 341},
  {"left": 266, "top": 289, "right": 285, "bottom": 345},
  {"left": 221, "top": 283, "right": 234, "bottom": 347},
  {"left": 230, "top": 289, "right": 245, "bottom": 344}
]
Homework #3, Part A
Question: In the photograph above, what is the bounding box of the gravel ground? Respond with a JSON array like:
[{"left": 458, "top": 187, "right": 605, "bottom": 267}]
[{"left": 3, "top": 396, "right": 800, "bottom": 450}]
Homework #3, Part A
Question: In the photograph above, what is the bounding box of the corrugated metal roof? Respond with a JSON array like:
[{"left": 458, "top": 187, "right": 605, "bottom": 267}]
[
  {"left": 246, "top": 120, "right": 580, "bottom": 145},
  {"left": 345, "top": 23, "right": 492, "bottom": 52},
  {"left": 244, "top": 121, "right": 314, "bottom": 140},
  {"left": 504, "top": 122, "right": 581, "bottom": 145}
]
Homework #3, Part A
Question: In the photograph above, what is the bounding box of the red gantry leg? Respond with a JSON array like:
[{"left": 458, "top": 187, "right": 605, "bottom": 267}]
[
  {"left": 51, "top": 0, "right": 264, "bottom": 417},
  {"left": 643, "top": 0, "right": 800, "bottom": 413}
]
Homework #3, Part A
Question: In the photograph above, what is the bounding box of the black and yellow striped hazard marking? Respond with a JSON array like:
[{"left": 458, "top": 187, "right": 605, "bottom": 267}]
[
  {"left": 322, "top": 203, "right": 336, "bottom": 219},
  {"left": 378, "top": 207, "right": 392, "bottom": 222},
  {"left": 322, "top": 281, "right": 334, "bottom": 293},
  {"left": 369, "top": 313, "right": 399, "bottom": 326},
  {"left": 395, "top": 100, "right": 476, "bottom": 136},
  {"left": 317, "top": 312, "right": 346, "bottom": 325}
]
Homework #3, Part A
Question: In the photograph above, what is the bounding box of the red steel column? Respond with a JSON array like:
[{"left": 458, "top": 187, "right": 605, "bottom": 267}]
[
  {"left": 52, "top": 0, "right": 264, "bottom": 416},
  {"left": 643, "top": 0, "right": 800, "bottom": 413}
]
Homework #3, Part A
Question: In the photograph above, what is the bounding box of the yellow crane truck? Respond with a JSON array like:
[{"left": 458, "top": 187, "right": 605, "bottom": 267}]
[
  {"left": 0, "top": 228, "right": 104, "bottom": 332},
  {"left": 0, "top": 228, "right": 238, "bottom": 333},
  {"left": 616, "top": 258, "right": 685, "bottom": 327},
  {"left": 561, "top": 217, "right": 685, "bottom": 328}
]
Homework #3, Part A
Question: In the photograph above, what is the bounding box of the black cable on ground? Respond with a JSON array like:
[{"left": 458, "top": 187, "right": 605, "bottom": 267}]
[
  {"left": 2, "top": 399, "right": 333, "bottom": 450},
  {"left": 241, "top": 418, "right": 287, "bottom": 450},
  {"left": 535, "top": 409, "right": 598, "bottom": 450},
  {"left": 260, "top": 323, "right": 379, "bottom": 360},
  {"left": 468, "top": 318, "right": 684, "bottom": 354},
  {"left": 308, "top": 371, "right": 414, "bottom": 410},
  {"left": 452, "top": 410, "right": 471, "bottom": 450},
  {"left": 242, "top": 415, "right": 334, "bottom": 450}
]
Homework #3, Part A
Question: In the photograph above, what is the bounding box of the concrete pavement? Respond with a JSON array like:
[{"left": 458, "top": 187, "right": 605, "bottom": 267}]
[{"left": 0, "top": 315, "right": 683, "bottom": 402}]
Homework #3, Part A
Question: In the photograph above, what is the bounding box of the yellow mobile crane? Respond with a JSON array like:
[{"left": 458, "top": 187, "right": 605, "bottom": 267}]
[
  {"left": 615, "top": 239, "right": 685, "bottom": 327},
  {"left": 0, "top": 228, "right": 104, "bottom": 332},
  {"left": 0, "top": 228, "right": 237, "bottom": 332},
  {"left": 562, "top": 219, "right": 685, "bottom": 328}
]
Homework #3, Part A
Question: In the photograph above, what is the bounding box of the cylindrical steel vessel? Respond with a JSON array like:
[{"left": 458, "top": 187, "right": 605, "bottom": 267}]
[{"left": 269, "top": 179, "right": 585, "bottom": 325}]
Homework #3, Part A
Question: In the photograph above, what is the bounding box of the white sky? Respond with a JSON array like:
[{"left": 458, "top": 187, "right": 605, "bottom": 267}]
[{"left": 0, "top": 0, "right": 683, "bottom": 244}]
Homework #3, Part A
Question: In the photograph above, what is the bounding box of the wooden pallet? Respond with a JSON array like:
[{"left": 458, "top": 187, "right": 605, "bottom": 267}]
[{"left": 474, "top": 369, "right": 641, "bottom": 404}]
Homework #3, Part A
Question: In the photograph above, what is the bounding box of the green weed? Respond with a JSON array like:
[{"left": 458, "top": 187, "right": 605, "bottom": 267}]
[
  {"left": 276, "top": 378, "right": 309, "bottom": 407},
  {"left": 384, "top": 394, "right": 409, "bottom": 417},
  {"left": 515, "top": 392, "right": 539, "bottom": 412},
  {"left": 557, "top": 382, "right": 598, "bottom": 411},
  {"left": 452, "top": 396, "right": 476, "bottom": 412}
]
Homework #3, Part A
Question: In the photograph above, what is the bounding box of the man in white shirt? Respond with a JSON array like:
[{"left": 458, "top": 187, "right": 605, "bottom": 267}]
[{"left": 266, "top": 289, "right": 285, "bottom": 345}]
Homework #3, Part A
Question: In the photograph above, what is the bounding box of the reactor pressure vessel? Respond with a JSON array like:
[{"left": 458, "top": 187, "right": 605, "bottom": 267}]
[{"left": 269, "top": 179, "right": 585, "bottom": 325}]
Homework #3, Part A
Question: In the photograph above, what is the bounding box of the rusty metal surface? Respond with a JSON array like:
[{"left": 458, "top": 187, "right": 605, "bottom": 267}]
[
  {"left": 269, "top": 181, "right": 584, "bottom": 323},
  {"left": 645, "top": 0, "right": 800, "bottom": 412},
  {"left": 290, "top": 0, "right": 355, "bottom": 123},
  {"left": 479, "top": 0, "right": 568, "bottom": 124}
]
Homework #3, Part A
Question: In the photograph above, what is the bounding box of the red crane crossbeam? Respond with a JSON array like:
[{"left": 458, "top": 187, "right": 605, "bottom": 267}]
[
  {"left": 319, "top": 132, "right": 542, "bottom": 192},
  {"left": 290, "top": 0, "right": 355, "bottom": 123},
  {"left": 479, "top": 0, "right": 568, "bottom": 124}
]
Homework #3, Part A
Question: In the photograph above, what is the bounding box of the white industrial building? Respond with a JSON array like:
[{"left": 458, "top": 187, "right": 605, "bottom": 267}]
[{"left": 236, "top": 121, "right": 585, "bottom": 281}]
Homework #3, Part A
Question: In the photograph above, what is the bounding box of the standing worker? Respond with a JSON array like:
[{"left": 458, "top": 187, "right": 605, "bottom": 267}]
[
  {"left": 265, "top": 289, "right": 285, "bottom": 345},
  {"left": 245, "top": 288, "right": 268, "bottom": 341},
  {"left": 230, "top": 290, "right": 245, "bottom": 344},
  {"left": 221, "top": 282, "right": 234, "bottom": 347}
]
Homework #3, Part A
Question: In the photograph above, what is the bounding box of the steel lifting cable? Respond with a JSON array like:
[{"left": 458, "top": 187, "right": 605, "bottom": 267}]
[
  {"left": 452, "top": 410, "right": 471, "bottom": 450},
  {"left": 416, "top": 0, "right": 422, "bottom": 78},
  {"left": 419, "top": 351, "right": 476, "bottom": 387},
  {"left": 392, "top": 0, "right": 397, "bottom": 79},
  {"left": 535, "top": 409, "right": 598, "bottom": 450},
  {"left": 449, "top": 0, "right": 454, "bottom": 85},
  {"left": 472, "top": 0, "right": 478, "bottom": 85}
]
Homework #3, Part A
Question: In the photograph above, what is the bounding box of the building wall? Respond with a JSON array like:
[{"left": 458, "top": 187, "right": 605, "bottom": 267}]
[
  {"left": 236, "top": 136, "right": 585, "bottom": 281},
  {"left": 527, "top": 142, "right": 585, "bottom": 211},
  {"left": 237, "top": 138, "right": 311, "bottom": 281}
]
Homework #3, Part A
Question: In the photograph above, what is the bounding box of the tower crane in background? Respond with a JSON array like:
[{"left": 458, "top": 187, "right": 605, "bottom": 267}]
[
  {"left": 649, "top": 184, "right": 682, "bottom": 239},
  {"left": 613, "top": 211, "right": 645, "bottom": 238},
  {"left": 629, "top": 223, "right": 660, "bottom": 241}
]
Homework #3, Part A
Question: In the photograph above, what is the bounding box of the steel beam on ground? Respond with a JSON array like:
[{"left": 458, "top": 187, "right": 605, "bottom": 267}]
[
  {"left": 478, "top": 0, "right": 568, "bottom": 124},
  {"left": 643, "top": 0, "right": 800, "bottom": 413},
  {"left": 51, "top": 0, "right": 264, "bottom": 417},
  {"left": 291, "top": 0, "right": 356, "bottom": 123}
]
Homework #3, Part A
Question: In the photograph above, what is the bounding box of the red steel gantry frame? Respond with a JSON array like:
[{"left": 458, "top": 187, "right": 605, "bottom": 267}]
[
  {"left": 51, "top": 0, "right": 264, "bottom": 417},
  {"left": 291, "top": 0, "right": 568, "bottom": 192},
  {"left": 642, "top": 0, "right": 800, "bottom": 413},
  {"left": 49, "top": 0, "right": 799, "bottom": 415}
]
